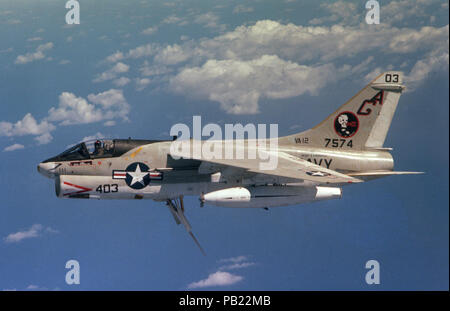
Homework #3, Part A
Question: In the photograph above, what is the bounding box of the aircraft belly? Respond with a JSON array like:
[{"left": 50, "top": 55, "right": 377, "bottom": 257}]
[{"left": 56, "top": 174, "right": 228, "bottom": 200}]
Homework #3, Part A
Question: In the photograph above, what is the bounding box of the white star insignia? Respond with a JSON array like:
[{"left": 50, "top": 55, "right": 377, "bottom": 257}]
[{"left": 127, "top": 164, "right": 148, "bottom": 186}]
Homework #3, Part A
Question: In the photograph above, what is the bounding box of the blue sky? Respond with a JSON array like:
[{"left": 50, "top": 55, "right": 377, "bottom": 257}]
[{"left": 0, "top": 0, "right": 448, "bottom": 290}]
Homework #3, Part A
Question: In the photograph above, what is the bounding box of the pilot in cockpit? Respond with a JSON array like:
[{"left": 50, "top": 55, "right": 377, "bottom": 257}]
[{"left": 93, "top": 140, "right": 104, "bottom": 156}]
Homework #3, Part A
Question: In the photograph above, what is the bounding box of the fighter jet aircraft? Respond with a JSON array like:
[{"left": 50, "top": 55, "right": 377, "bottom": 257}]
[{"left": 37, "top": 71, "right": 421, "bottom": 254}]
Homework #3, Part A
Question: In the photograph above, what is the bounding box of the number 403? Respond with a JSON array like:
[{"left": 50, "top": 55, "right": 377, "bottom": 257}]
[{"left": 96, "top": 184, "right": 118, "bottom": 193}]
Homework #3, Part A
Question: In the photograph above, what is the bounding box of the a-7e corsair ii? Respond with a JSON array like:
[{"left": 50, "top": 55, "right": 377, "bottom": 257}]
[{"left": 37, "top": 71, "right": 422, "bottom": 254}]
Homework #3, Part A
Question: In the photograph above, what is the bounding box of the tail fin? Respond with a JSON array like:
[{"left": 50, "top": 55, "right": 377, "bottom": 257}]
[{"left": 280, "top": 71, "right": 405, "bottom": 150}]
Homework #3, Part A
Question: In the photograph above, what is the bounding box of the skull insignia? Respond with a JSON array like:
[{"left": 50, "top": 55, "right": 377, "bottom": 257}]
[{"left": 334, "top": 112, "right": 359, "bottom": 138}]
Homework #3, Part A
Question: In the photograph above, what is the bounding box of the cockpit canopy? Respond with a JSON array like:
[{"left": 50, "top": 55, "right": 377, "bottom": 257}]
[
  {"left": 43, "top": 138, "right": 166, "bottom": 163},
  {"left": 56, "top": 139, "right": 114, "bottom": 161}
]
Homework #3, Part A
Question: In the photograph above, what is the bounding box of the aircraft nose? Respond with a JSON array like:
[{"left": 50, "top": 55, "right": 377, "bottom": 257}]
[{"left": 37, "top": 162, "right": 58, "bottom": 179}]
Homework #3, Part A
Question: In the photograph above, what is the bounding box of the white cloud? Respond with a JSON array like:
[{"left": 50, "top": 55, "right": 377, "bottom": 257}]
[
  {"left": 101, "top": 17, "right": 448, "bottom": 114},
  {"left": 140, "top": 61, "right": 173, "bottom": 77},
  {"left": 141, "top": 26, "right": 158, "bottom": 35},
  {"left": 135, "top": 78, "right": 151, "bottom": 91},
  {"left": 309, "top": 1, "right": 358, "bottom": 25},
  {"left": 194, "top": 12, "right": 225, "bottom": 31},
  {"left": 170, "top": 55, "right": 338, "bottom": 114},
  {"left": 15, "top": 42, "right": 53, "bottom": 64},
  {"left": 4, "top": 224, "right": 57, "bottom": 244},
  {"left": 382, "top": 0, "right": 443, "bottom": 26},
  {"left": 162, "top": 15, "right": 187, "bottom": 25},
  {"left": 198, "top": 21, "right": 449, "bottom": 63},
  {"left": 405, "top": 48, "right": 449, "bottom": 90},
  {"left": 3, "top": 143, "right": 24, "bottom": 152},
  {"left": 154, "top": 44, "right": 190, "bottom": 65},
  {"left": 105, "top": 20, "right": 449, "bottom": 66},
  {"left": 0, "top": 113, "right": 55, "bottom": 137},
  {"left": 94, "top": 62, "right": 130, "bottom": 82},
  {"left": 127, "top": 44, "right": 158, "bottom": 59},
  {"left": 106, "top": 51, "right": 124, "bottom": 63},
  {"left": 48, "top": 89, "right": 129, "bottom": 125},
  {"left": 187, "top": 271, "right": 243, "bottom": 289},
  {"left": 113, "top": 77, "right": 131, "bottom": 87},
  {"left": 48, "top": 93, "right": 103, "bottom": 125},
  {"left": 87, "top": 89, "right": 129, "bottom": 116},
  {"left": 35, "top": 132, "right": 53, "bottom": 145},
  {"left": 104, "top": 44, "right": 158, "bottom": 63},
  {"left": 1, "top": 89, "right": 128, "bottom": 143}
]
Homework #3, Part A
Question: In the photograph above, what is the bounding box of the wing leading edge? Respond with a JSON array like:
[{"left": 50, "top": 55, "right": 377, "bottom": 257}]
[{"left": 171, "top": 145, "right": 362, "bottom": 184}]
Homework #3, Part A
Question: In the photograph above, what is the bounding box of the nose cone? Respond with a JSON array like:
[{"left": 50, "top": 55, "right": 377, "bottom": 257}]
[{"left": 37, "top": 162, "right": 58, "bottom": 179}]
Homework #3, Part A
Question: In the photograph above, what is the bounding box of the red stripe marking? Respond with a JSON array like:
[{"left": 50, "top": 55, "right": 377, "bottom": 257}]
[{"left": 63, "top": 182, "right": 92, "bottom": 196}]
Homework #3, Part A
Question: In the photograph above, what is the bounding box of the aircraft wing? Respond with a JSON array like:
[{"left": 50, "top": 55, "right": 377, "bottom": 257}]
[{"left": 171, "top": 146, "right": 362, "bottom": 184}]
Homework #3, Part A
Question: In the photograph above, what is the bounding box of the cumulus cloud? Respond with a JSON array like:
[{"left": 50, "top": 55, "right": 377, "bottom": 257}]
[
  {"left": 196, "top": 21, "right": 449, "bottom": 63},
  {"left": 1, "top": 89, "right": 128, "bottom": 146},
  {"left": 47, "top": 89, "right": 129, "bottom": 125},
  {"left": 47, "top": 93, "right": 103, "bottom": 125},
  {"left": 309, "top": 1, "right": 358, "bottom": 25},
  {"left": 170, "top": 55, "right": 338, "bottom": 114},
  {"left": 187, "top": 255, "right": 255, "bottom": 289},
  {"left": 93, "top": 62, "right": 130, "bottom": 82},
  {"left": 105, "top": 20, "right": 448, "bottom": 65},
  {"left": 14, "top": 42, "right": 53, "bottom": 64},
  {"left": 35, "top": 132, "right": 53, "bottom": 145},
  {"left": 4, "top": 224, "right": 58, "bottom": 244},
  {"left": 113, "top": 77, "right": 131, "bottom": 87},
  {"left": 194, "top": 12, "right": 225, "bottom": 31},
  {"left": 187, "top": 271, "right": 243, "bottom": 289},
  {"left": 140, "top": 61, "right": 173, "bottom": 77},
  {"left": 105, "top": 51, "right": 124, "bottom": 63},
  {"left": 0, "top": 113, "right": 55, "bottom": 137},
  {"left": 101, "top": 17, "right": 448, "bottom": 114},
  {"left": 154, "top": 44, "right": 190, "bottom": 65},
  {"left": 105, "top": 44, "right": 158, "bottom": 63},
  {"left": 87, "top": 89, "right": 129, "bottom": 120},
  {"left": 135, "top": 78, "right": 151, "bottom": 91},
  {"left": 405, "top": 48, "right": 449, "bottom": 90},
  {"left": 382, "top": 0, "right": 445, "bottom": 26},
  {"left": 162, "top": 15, "right": 187, "bottom": 26},
  {"left": 3, "top": 143, "right": 24, "bottom": 152}
]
